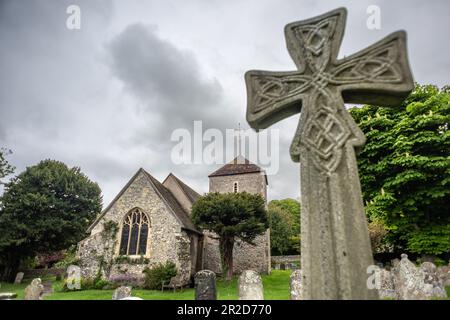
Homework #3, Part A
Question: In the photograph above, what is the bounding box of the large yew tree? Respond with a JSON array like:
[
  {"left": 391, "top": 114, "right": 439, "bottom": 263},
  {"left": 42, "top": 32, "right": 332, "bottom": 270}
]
[
  {"left": 350, "top": 84, "right": 450, "bottom": 256},
  {"left": 191, "top": 192, "right": 268, "bottom": 280},
  {"left": 0, "top": 160, "right": 102, "bottom": 281}
]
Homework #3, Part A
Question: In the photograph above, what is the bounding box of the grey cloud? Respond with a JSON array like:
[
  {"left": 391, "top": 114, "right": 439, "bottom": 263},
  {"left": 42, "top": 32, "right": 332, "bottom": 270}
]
[{"left": 107, "top": 23, "right": 234, "bottom": 141}]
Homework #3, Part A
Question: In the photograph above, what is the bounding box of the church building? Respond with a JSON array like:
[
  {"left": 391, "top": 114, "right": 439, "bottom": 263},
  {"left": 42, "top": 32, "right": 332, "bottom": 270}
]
[{"left": 77, "top": 156, "right": 270, "bottom": 285}]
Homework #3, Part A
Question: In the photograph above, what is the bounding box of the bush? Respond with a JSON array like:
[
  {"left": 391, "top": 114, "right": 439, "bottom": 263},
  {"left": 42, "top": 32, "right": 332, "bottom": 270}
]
[
  {"left": 54, "top": 246, "right": 80, "bottom": 269},
  {"left": 142, "top": 262, "right": 177, "bottom": 290}
]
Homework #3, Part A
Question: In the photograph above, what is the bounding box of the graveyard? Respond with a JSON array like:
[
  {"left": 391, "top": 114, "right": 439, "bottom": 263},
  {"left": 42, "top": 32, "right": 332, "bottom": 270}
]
[
  {"left": 0, "top": 270, "right": 292, "bottom": 300},
  {"left": 0, "top": 1, "right": 449, "bottom": 304}
]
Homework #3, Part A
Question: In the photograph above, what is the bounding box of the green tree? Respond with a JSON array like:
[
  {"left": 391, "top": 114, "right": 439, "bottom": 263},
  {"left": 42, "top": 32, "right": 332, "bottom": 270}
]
[
  {"left": 349, "top": 84, "right": 450, "bottom": 255},
  {"left": 268, "top": 199, "right": 301, "bottom": 255},
  {"left": 0, "top": 148, "right": 14, "bottom": 184},
  {"left": 191, "top": 192, "right": 268, "bottom": 280},
  {"left": 0, "top": 159, "right": 102, "bottom": 281}
]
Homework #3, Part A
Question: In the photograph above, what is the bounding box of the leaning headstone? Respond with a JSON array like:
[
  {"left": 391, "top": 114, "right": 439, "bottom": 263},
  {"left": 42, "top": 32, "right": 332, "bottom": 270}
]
[
  {"left": 14, "top": 272, "right": 24, "bottom": 284},
  {"left": 112, "top": 286, "right": 132, "bottom": 300},
  {"left": 290, "top": 270, "right": 302, "bottom": 300},
  {"left": 392, "top": 254, "right": 447, "bottom": 300},
  {"left": 238, "top": 270, "right": 264, "bottom": 300},
  {"left": 244, "top": 7, "right": 413, "bottom": 299},
  {"left": 24, "top": 278, "right": 44, "bottom": 300},
  {"left": 194, "top": 270, "right": 217, "bottom": 300},
  {"left": 0, "top": 293, "right": 18, "bottom": 300}
]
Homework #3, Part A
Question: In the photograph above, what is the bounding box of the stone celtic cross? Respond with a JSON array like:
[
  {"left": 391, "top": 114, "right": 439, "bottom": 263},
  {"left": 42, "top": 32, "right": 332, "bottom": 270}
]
[{"left": 245, "top": 8, "right": 413, "bottom": 299}]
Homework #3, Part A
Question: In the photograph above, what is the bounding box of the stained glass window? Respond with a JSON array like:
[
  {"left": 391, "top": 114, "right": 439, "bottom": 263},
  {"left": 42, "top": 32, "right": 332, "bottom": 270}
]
[{"left": 118, "top": 208, "right": 150, "bottom": 256}]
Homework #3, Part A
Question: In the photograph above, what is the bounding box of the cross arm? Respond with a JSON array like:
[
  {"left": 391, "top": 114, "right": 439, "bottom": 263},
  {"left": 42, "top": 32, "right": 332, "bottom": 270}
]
[
  {"left": 332, "top": 31, "right": 414, "bottom": 107},
  {"left": 244, "top": 70, "right": 311, "bottom": 130}
]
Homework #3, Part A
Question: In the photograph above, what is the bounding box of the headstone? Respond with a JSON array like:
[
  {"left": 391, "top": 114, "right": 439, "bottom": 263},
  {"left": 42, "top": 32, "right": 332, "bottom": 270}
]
[
  {"left": 14, "top": 272, "right": 24, "bottom": 284},
  {"left": 24, "top": 278, "right": 44, "bottom": 300},
  {"left": 290, "top": 270, "right": 302, "bottom": 300},
  {"left": 120, "top": 296, "right": 143, "bottom": 300},
  {"left": 194, "top": 270, "right": 217, "bottom": 300},
  {"left": 375, "top": 269, "right": 396, "bottom": 300},
  {"left": 391, "top": 254, "right": 447, "bottom": 300},
  {"left": 244, "top": 7, "right": 413, "bottom": 299},
  {"left": 0, "top": 293, "right": 18, "bottom": 300},
  {"left": 112, "top": 286, "right": 132, "bottom": 300},
  {"left": 280, "top": 263, "right": 286, "bottom": 270},
  {"left": 238, "top": 270, "right": 264, "bottom": 300},
  {"left": 436, "top": 266, "right": 450, "bottom": 286}
]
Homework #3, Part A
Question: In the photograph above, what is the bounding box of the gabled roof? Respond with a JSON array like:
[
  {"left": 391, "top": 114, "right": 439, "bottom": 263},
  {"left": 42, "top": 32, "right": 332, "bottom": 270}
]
[
  {"left": 208, "top": 156, "right": 267, "bottom": 184},
  {"left": 87, "top": 168, "right": 200, "bottom": 234},
  {"left": 162, "top": 173, "right": 201, "bottom": 204},
  {"left": 142, "top": 170, "right": 199, "bottom": 233}
]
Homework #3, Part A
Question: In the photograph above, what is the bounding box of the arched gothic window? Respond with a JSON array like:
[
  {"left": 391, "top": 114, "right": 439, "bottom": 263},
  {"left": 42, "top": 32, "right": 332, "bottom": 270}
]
[
  {"left": 119, "top": 208, "right": 149, "bottom": 256},
  {"left": 233, "top": 182, "right": 239, "bottom": 193}
]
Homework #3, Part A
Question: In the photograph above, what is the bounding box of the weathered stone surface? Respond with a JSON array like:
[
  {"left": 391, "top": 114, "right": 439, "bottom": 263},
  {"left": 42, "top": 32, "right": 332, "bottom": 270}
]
[
  {"left": 112, "top": 286, "right": 132, "bottom": 300},
  {"left": 194, "top": 270, "right": 217, "bottom": 300},
  {"left": 238, "top": 270, "right": 264, "bottom": 300},
  {"left": 244, "top": 7, "right": 414, "bottom": 300},
  {"left": 290, "top": 270, "right": 302, "bottom": 300},
  {"left": 24, "top": 278, "right": 44, "bottom": 300},
  {"left": 14, "top": 272, "right": 24, "bottom": 284},
  {"left": 437, "top": 266, "right": 450, "bottom": 286},
  {"left": 375, "top": 269, "right": 396, "bottom": 299},
  {"left": 391, "top": 254, "right": 447, "bottom": 300},
  {"left": 0, "top": 292, "right": 17, "bottom": 300}
]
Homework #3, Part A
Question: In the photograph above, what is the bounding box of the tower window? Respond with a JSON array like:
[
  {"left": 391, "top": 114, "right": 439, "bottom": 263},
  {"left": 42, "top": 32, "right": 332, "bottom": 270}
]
[{"left": 233, "top": 182, "right": 239, "bottom": 193}]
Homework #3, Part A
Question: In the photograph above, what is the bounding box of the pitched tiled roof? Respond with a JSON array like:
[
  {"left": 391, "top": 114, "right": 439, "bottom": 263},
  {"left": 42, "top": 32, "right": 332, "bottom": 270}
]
[
  {"left": 142, "top": 170, "right": 200, "bottom": 234},
  {"left": 208, "top": 156, "right": 263, "bottom": 177},
  {"left": 166, "top": 173, "right": 201, "bottom": 203}
]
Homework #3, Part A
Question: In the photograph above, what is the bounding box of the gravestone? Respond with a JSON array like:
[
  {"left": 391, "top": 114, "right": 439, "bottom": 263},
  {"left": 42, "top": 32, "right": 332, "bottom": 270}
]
[
  {"left": 238, "top": 270, "right": 264, "bottom": 300},
  {"left": 392, "top": 254, "right": 447, "bottom": 300},
  {"left": 194, "top": 270, "right": 217, "bottom": 300},
  {"left": 14, "top": 272, "right": 24, "bottom": 284},
  {"left": 436, "top": 266, "right": 450, "bottom": 286},
  {"left": 120, "top": 296, "right": 143, "bottom": 300},
  {"left": 0, "top": 293, "right": 17, "bottom": 300},
  {"left": 24, "top": 278, "right": 44, "bottom": 300},
  {"left": 112, "top": 286, "right": 132, "bottom": 300},
  {"left": 290, "top": 270, "right": 302, "bottom": 300},
  {"left": 375, "top": 269, "right": 396, "bottom": 300},
  {"left": 244, "top": 7, "right": 413, "bottom": 299}
]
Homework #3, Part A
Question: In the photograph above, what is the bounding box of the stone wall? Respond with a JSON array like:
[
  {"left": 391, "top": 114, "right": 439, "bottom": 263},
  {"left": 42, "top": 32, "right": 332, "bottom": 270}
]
[
  {"left": 77, "top": 170, "right": 194, "bottom": 285},
  {"left": 202, "top": 231, "right": 271, "bottom": 275},
  {"left": 271, "top": 255, "right": 301, "bottom": 270},
  {"left": 209, "top": 172, "right": 267, "bottom": 200}
]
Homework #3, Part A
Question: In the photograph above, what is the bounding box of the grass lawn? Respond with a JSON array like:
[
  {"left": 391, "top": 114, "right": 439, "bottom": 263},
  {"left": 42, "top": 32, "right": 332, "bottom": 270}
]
[
  {"left": 2, "top": 270, "right": 449, "bottom": 300},
  {"left": 0, "top": 270, "right": 292, "bottom": 300}
]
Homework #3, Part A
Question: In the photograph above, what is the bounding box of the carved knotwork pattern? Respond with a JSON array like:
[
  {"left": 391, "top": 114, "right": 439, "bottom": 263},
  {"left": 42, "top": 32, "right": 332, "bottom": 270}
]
[{"left": 248, "top": 12, "right": 404, "bottom": 173}]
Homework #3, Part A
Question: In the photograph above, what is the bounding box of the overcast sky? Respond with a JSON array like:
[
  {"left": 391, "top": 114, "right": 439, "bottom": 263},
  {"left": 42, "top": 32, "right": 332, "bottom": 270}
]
[{"left": 0, "top": 0, "right": 449, "bottom": 207}]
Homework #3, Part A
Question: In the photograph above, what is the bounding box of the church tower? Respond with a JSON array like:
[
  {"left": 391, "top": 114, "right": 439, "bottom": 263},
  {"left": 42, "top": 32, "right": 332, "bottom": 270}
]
[
  {"left": 202, "top": 155, "right": 271, "bottom": 274},
  {"left": 208, "top": 155, "right": 267, "bottom": 202}
]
